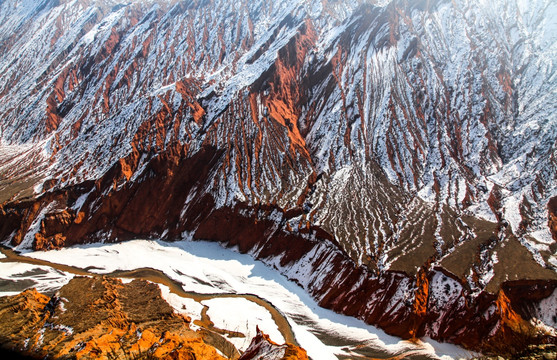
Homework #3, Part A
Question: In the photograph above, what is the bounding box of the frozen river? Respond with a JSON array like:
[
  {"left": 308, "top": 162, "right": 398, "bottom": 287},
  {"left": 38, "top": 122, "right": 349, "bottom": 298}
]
[{"left": 0, "top": 239, "right": 475, "bottom": 360}]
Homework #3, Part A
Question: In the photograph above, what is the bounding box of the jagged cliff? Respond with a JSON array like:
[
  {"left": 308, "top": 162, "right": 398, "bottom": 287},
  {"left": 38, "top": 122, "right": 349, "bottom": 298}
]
[
  {"left": 0, "top": 0, "right": 556, "bottom": 355},
  {"left": 239, "top": 328, "right": 308, "bottom": 360}
]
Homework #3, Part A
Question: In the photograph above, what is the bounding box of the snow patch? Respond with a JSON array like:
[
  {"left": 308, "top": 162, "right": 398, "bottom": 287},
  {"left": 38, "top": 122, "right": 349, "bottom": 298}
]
[
  {"left": 202, "top": 297, "right": 284, "bottom": 351},
  {"left": 158, "top": 284, "right": 203, "bottom": 325},
  {"left": 0, "top": 262, "right": 74, "bottom": 296},
  {"left": 535, "top": 287, "right": 557, "bottom": 330}
]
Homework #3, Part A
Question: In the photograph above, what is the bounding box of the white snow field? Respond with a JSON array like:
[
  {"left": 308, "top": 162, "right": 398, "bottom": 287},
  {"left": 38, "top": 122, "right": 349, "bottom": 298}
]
[{"left": 0, "top": 261, "right": 74, "bottom": 296}]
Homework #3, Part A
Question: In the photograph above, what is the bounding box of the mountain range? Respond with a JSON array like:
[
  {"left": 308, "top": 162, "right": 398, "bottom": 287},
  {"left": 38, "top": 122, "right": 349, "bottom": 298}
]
[{"left": 0, "top": 0, "right": 556, "bottom": 356}]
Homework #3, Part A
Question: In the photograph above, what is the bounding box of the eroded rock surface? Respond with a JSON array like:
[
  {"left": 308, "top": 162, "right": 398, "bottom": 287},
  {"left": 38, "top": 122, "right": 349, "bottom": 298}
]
[{"left": 0, "top": 277, "right": 227, "bottom": 359}]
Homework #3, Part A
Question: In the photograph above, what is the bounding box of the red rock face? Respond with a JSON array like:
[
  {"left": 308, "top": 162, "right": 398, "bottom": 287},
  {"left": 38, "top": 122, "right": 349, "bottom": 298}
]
[
  {"left": 549, "top": 197, "right": 557, "bottom": 242},
  {"left": 239, "top": 327, "right": 309, "bottom": 360}
]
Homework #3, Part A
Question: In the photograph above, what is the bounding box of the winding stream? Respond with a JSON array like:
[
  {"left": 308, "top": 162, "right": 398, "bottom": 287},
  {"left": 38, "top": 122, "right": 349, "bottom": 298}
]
[
  {"left": 0, "top": 241, "right": 474, "bottom": 360},
  {"left": 0, "top": 245, "right": 297, "bottom": 358}
]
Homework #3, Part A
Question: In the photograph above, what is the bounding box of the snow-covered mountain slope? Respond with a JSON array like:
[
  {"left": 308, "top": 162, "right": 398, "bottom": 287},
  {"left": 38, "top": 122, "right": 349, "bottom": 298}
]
[
  {"left": 0, "top": 0, "right": 556, "bottom": 355},
  {"left": 296, "top": 0, "right": 557, "bottom": 290}
]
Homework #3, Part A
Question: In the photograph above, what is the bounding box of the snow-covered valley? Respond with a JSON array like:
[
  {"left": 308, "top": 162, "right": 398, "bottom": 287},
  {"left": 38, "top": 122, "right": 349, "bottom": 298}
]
[{"left": 0, "top": 239, "right": 474, "bottom": 360}]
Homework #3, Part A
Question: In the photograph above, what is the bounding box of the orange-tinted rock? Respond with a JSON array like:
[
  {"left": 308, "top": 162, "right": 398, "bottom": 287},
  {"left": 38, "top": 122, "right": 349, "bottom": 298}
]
[
  {"left": 175, "top": 78, "right": 205, "bottom": 124},
  {"left": 0, "top": 277, "right": 227, "bottom": 360},
  {"left": 239, "top": 327, "right": 308, "bottom": 360},
  {"left": 42, "top": 210, "right": 75, "bottom": 236},
  {"left": 32, "top": 210, "right": 75, "bottom": 250},
  {"left": 74, "top": 211, "right": 85, "bottom": 224},
  {"left": 34, "top": 232, "right": 66, "bottom": 251},
  {"left": 410, "top": 267, "right": 429, "bottom": 338},
  {"left": 474, "top": 285, "right": 556, "bottom": 355},
  {"left": 45, "top": 92, "right": 62, "bottom": 134},
  {"left": 251, "top": 20, "right": 316, "bottom": 158}
]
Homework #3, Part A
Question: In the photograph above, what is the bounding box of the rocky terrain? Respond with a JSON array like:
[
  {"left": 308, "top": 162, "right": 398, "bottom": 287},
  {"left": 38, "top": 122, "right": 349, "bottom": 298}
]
[
  {"left": 239, "top": 328, "right": 308, "bottom": 360},
  {"left": 0, "top": 0, "right": 556, "bottom": 356},
  {"left": 0, "top": 276, "right": 307, "bottom": 359},
  {"left": 476, "top": 345, "right": 557, "bottom": 360}
]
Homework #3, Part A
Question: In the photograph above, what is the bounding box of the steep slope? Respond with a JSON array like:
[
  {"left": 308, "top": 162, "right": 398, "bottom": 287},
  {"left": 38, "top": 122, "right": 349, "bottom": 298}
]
[
  {"left": 298, "top": 0, "right": 557, "bottom": 281},
  {"left": 0, "top": 0, "right": 556, "bottom": 355}
]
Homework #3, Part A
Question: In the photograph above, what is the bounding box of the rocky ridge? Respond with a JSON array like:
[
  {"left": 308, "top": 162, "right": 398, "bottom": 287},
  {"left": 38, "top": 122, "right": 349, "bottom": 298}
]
[{"left": 239, "top": 327, "right": 308, "bottom": 360}]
